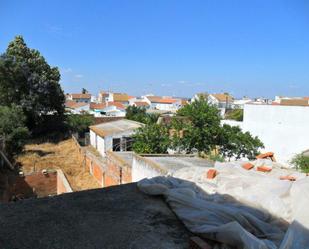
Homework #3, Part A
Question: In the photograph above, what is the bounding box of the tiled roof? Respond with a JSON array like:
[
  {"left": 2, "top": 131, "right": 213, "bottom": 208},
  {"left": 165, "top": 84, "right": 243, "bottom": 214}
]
[
  {"left": 65, "top": 100, "right": 88, "bottom": 109},
  {"left": 211, "top": 94, "right": 234, "bottom": 102},
  {"left": 90, "top": 102, "right": 107, "bottom": 110},
  {"left": 71, "top": 93, "right": 91, "bottom": 99},
  {"left": 280, "top": 99, "right": 309, "bottom": 106},
  {"left": 107, "top": 101, "right": 125, "bottom": 110},
  {"left": 113, "top": 93, "right": 132, "bottom": 102},
  {"left": 147, "top": 96, "right": 177, "bottom": 104},
  {"left": 134, "top": 102, "right": 149, "bottom": 107}
]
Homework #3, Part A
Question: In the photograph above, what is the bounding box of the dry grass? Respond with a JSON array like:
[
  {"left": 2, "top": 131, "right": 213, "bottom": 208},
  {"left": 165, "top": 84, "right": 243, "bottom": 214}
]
[{"left": 16, "top": 138, "right": 100, "bottom": 191}]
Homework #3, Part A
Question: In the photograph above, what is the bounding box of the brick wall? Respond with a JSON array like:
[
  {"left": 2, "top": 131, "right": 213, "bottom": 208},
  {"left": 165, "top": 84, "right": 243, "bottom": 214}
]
[
  {"left": 11, "top": 172, "right": 57, "bottom": 198},
  {"left": 72, "top": 135, "right": 132, "bottom": 188}
]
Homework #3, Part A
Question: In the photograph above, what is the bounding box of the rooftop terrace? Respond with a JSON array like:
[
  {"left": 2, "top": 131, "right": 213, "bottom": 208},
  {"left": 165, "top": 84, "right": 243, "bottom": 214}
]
[{"left": 0, "top": 183, "right": 191, "bottom": 249}]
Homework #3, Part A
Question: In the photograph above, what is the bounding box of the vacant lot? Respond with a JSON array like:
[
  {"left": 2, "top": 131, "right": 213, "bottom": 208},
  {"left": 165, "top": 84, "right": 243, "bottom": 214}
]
[{"left": 16, "top": 138, "right": 100, "bottom": 191}]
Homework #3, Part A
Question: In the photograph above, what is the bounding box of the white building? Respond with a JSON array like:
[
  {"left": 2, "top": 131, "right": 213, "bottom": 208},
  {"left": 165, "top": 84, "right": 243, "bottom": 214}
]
[
  {"left": 65, "top": 101, "right": 90, "bottom": 114},
  {"left": 89, "top": 119, "right": 143, "bottom": 157},
  {"left": 143, "top": 95, "right": 181, "bottom": 111},
  {"left": 222, "top": 103, "right": 309, "bottom": 166},
  {"left": 192, "top": 93, "right": 234, "bottom": 116}
]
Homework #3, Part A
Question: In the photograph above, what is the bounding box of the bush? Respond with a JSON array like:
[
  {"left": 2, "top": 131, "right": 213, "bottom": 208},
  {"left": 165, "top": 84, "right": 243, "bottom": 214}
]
[{"left": 291, "top": 153, "right": 309, "bottom": 173}]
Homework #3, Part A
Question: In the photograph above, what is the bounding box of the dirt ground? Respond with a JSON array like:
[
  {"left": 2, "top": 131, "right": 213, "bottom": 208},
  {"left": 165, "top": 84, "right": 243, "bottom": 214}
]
[{"left": 16, "top": 138, "right": 100, "bottom": 191}]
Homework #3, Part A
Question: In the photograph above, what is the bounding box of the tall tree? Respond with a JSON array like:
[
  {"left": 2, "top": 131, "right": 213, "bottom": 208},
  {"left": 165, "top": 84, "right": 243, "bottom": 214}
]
[
  {"left": 0, "top": 105, "right": 29, "bottom": 157},
  {"left": 0, "top": 36, "right": 65, "bottom": 130},
  {"left": 132, "top": 124, "right": 170, "bottom": 153},
  {"left": 126, "top": 105, "right": 158, "bottom": 124},
  {"left": 218, "top": 124, "right": 264, "bottom": 160},
  {"left": 172, "top": 97, "right": 222, "bottom": 154}
]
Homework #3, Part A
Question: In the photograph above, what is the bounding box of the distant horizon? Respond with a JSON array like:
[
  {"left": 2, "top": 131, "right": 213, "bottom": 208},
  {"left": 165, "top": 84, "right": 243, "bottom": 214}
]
[{"left": 1, "top": 0, "right": 308, "bottom": 98}]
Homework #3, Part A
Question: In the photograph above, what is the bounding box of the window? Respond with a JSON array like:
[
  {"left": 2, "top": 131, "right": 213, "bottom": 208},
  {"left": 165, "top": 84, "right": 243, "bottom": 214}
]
[{"left": 112, "top": 138, "right": 121, "bottom": 151}]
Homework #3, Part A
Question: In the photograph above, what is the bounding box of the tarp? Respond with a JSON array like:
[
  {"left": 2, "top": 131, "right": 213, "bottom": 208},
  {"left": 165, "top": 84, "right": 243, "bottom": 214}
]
[{"left": 137, "top": 160, "right": 309, "bottom": 249}]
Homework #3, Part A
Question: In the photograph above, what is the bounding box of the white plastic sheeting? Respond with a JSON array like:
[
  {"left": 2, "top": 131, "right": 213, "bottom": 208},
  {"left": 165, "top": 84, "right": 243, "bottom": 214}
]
[{"left": 137, "top": 160, "right": 309, "bottom": 248}]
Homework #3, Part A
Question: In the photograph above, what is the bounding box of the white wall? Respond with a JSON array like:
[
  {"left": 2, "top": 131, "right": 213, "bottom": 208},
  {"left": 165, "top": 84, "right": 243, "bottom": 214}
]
[
  {"left": 132, "top": 156, "right": 166, "bottom": 182},
  {"left": 97, "top": 136, "right": 105, "bottom": 157},
  {"left": 90, "top": 130, "right": 96, "bottom": 148},
  {"left": 239, "top": 104, "right": 309, "bottom": 165}
]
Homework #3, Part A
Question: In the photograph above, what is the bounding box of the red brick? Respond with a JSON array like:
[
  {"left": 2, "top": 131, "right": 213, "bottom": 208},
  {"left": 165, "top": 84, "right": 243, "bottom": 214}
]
[
  {"left": 104, "top": 175, "right": 119, "bottom": 187},
  {"left": 242, "top": 163, "right": 254, "bottom": 170},
  {"left": 92, "top": 163, "right": 103, "bottom": 184},
  {"left": 257, "top": 166, "right": 272, "bottom": 173},
  {"left": 280, "top": 176, "right": 296, "bottom": 181},
  {"left": 256, "top": 152, "right": 274, "bottom": 159},
  {"left": 206, "top": 169, "right": 217, "bottom": 179}
]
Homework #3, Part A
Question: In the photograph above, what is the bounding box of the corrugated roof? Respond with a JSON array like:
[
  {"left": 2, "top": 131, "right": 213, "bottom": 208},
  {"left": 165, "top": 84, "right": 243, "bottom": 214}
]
[{"left": 89, "top": 119, "right": 143, "bottom": 137}]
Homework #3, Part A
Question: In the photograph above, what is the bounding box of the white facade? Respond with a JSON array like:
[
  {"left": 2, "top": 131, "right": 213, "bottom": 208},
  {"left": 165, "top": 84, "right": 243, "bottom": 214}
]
[
  {"left": 90, "top": 129, "right": 137, "bottom": 157},
  {"left": 67, "top": 104, "right": 90, "bottom": 114},
  {"left": 89, "top": 119, "right": 143, "bottom": 157},
  {"left": 224, "top": 104, "right": 309, "bottom": 166}
]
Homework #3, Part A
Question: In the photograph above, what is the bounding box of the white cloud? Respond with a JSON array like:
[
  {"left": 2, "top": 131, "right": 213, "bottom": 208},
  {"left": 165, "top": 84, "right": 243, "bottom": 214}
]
[
  {"left": 61, "top": 68, "right": 72, "bottom": 73},
  {"left": 75, "top": 74, "right": 84, "bottom": 79}
]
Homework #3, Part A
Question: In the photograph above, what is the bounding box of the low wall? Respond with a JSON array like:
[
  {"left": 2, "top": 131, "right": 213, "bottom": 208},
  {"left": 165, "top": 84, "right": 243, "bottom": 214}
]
[
  {"left": 105, "top": 151, "right": 132, "bottom": 186},
  {"left": 10, "top": 169, "right": 72, "bottom": 199},
  {"left": 132, "top": 154, "right": 168, "bottom": 182},
  {"left": 56, "top": 169, "right": 73, "bottom": 194},
  {"left": 73, "top": 135, "right": 133, "bottom": 188}
]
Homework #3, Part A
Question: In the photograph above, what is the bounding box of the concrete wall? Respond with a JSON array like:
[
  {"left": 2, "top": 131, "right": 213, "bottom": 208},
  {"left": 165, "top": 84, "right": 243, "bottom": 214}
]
[
  {"left": 56, "top": 170, "right": 73, "bottom": 195},
  {"left": 226, "top": 104, "right": 309, "bottom": 165},
  {"left": 90, "top": 130, "right": 96, "bottom": 149},
  {"left": 132, "top": 155, "right": 167, "bottom": 182}
]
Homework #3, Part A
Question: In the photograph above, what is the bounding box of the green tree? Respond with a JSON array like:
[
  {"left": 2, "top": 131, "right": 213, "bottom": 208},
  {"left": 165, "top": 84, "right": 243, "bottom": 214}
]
[
  {"left": 66, "top": 114, "right": 95, "bottom": 137},
  {"left": 126, "top": 105, "right": 158, "bottom": 124},
  {"left": 132, "top": 124, "right": 170, "bottom": 153},
  {"left": 0, "top": 36, "right": 65, "bottom": 130},
  {"left": 218, "top": 124, "right": 264, "bottom": 160},
  {"left": 291, "top": 153, "right": 309, "bottom": 173},
  {"left": 172, "top": 97, "right": 222, "bottom": 154},
  {"left": 0, "top": 105, "right": 29, "bottom": 157},
  {"left": 82, "top": 88, "right": 88, "bottom": 94}
]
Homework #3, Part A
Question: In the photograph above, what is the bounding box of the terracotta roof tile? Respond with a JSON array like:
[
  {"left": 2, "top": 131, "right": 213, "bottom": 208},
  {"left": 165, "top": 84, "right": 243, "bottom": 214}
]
[
  {"left": 90, "top": 102, "right": 107, "bottom": 110},
  {"left": 134, "top": 102, "right": 149, "bottom": 107},
  {"left": 211, "top": 94, "right": 234, "bottom": 102},
  {"left": 71, "top": 93, "right": 91, "bottom": 99},
  {"left": 280, "top": 99, "right": 309, "bottom": 106},
  {"left": 65, "top": 101, "right": 88, "bottom": 109},
  {"left": 107, "top": 101, "right": 125, "bottom": 110}
]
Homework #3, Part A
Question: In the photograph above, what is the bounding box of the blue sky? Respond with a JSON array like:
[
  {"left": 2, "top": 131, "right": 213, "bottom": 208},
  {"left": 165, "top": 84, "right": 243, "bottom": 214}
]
[{"left": 1, "top": 0, "right": 308, "bottom": 98}]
